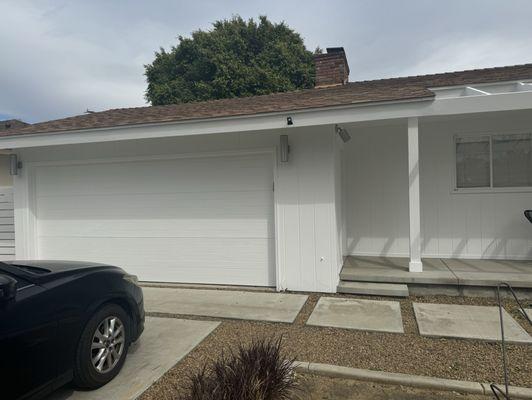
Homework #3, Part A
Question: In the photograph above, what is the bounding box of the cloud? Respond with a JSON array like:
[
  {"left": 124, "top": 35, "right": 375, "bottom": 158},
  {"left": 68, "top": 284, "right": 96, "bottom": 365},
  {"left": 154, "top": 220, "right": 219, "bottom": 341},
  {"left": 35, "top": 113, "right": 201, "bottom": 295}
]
[
  {"left": 1, "top": 0, "right": 532, "bottom": 122},
  {"left": 0, "top": 1, "right": 172, "bottom": 122},
  {"left": 402, "top": 35, "right": 532, "bottom": 77}
]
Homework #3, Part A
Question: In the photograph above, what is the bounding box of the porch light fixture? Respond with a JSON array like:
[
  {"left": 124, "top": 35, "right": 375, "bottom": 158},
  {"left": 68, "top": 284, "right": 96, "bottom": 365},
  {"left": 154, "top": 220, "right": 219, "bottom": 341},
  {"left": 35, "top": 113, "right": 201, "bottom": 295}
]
[
  {"left": 280, "top": 135, "right": 290, "bottom": 162},
  {"left": 286, "top": 116, "right": 293, "bottom": 126},
  {"left": 9, "top": 154, "right": 21, "bottom": 176},
  {"left": 335, "top": 124, "right": 351, "bottom": 143}
]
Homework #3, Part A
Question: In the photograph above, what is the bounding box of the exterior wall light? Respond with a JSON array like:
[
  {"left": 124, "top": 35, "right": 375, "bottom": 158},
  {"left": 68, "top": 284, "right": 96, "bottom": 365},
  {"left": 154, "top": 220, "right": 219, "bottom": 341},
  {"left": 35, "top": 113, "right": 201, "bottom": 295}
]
[
  {"left": 9, "top": 154, "right": 22, "bottom": 176},
  {"left": 335, "top": 124, "right": 351, "bottom": 143},
  {"left": 286, "top": 116, "right": 293, "bottom": 126}
]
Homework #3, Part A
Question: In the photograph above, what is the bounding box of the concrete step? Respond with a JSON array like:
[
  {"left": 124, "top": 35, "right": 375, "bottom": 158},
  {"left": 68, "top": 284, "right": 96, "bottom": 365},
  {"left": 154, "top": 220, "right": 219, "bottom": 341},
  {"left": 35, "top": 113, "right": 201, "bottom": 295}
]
[
  {"left": 337, "top": 281, "right": 409, "bottom": 297},
  {"left": 340, "top": 267, "right": 458, "bottom": 285}
]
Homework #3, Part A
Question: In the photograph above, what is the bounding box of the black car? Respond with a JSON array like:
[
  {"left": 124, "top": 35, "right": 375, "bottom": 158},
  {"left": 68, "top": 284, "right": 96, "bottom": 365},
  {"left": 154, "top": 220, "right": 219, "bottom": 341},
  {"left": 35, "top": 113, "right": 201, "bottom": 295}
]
[{"left": 0, "top": 260, "right": 145, "bottom": 400}]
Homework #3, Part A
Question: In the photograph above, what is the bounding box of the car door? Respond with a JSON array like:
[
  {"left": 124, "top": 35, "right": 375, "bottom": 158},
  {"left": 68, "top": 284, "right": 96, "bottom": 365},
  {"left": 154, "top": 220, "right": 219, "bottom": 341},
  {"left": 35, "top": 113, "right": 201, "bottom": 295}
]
[{"left": 0, "top": 272, "right": 58, "bottom": 400}]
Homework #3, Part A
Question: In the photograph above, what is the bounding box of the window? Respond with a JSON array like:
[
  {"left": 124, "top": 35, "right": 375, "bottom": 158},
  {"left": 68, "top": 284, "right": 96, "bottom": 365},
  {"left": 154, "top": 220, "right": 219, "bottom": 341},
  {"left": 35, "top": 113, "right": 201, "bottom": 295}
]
[
  {"left": 492, "top": 134, "right": 532, "bottom": 187},
  {"left": 456, "top": 137, "right": 490, "bottom": 188},
  {"left": 455, "top": 133, "right": 532, "bottom": 190}
]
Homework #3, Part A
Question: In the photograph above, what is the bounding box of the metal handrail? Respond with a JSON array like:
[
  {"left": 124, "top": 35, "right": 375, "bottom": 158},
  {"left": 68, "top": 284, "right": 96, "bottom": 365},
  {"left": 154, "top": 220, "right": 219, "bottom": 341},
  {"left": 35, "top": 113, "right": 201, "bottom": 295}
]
[{"left": 490, "top": 282, "right": 532, "bottom": 400}]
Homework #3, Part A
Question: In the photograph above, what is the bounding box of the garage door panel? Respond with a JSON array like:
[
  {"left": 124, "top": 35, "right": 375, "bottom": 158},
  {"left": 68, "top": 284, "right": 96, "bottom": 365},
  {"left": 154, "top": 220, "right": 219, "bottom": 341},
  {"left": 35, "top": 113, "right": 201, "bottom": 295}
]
[
  {"left": 38, "top": 236, "right": 275, "bottom": 286},
  {"left": 35, "top": 155, "right": 273, "bottom": 197},
  {"left": 37, "top": 192, "right": 273, "bottom": 238},
  {"left": 37, "top": 191, "right": 273, "bottom": 220},
  {"left": 38, "top": 218, "right": 273, "bottom": 239},
  {"left": 34, "top": 152, "right": 275, "bottom": 286}
]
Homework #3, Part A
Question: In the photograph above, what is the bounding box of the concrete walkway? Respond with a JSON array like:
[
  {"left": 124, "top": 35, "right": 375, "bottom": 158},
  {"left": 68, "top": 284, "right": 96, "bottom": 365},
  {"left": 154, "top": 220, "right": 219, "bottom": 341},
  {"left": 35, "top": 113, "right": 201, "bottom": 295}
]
[
  {"left": 305, "top": 297, "right": 530, "bottom": 342},
  {"left": 144, "top": 287, "right": 529, "bottom": 343},
  {"left": 341, "top": 256, "right": 532, "bottom": 287},
  {"left": 144, "top": 287, "right": 308, "bottom": 323},
  {"left": 307, "top": 297, "right": 404, "bottom": 333},
  {"left": 47, "top": 317, "right": 219, "bottom": 400},
  {"left": 414, "top": 303, "right": 532, "bottom": 344}
]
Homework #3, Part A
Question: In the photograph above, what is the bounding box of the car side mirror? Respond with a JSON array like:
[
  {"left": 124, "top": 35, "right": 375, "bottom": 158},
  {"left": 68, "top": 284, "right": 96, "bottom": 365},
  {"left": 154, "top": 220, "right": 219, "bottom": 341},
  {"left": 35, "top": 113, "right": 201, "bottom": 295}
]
[{"left": 0, "top": 274, "right": 17, "bottom": 302}]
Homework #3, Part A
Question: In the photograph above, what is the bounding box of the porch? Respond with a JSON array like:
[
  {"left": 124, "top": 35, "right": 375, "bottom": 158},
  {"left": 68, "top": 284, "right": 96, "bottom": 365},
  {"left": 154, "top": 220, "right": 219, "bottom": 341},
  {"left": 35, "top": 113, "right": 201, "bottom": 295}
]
[
  {"left": 339, "top": 256, "right": 532, "bottom": 298},
  {"left": 334, "top": 108, "right": 532, "bottom": 297}
]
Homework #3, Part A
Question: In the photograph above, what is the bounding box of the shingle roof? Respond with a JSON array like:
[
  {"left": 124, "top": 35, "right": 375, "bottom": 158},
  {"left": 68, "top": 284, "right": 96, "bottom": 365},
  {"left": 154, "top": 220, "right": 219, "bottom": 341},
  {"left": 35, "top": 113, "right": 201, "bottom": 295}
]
[{"left": 4, "top": 63, "right": 532, "bottom": 137}]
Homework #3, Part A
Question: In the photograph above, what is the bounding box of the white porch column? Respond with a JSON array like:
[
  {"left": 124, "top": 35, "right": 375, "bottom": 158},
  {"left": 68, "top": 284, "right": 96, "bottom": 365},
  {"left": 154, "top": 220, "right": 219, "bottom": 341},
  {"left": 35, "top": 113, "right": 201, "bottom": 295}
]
[{"left": 407, "top": 117, "right": 423, "bottom": 272}]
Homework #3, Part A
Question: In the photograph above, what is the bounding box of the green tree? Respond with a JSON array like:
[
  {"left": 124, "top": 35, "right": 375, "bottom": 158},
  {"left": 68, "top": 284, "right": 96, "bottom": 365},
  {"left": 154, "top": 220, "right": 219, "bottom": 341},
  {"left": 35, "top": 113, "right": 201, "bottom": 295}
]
[{"left": 145, "top": 16, "right": 316, "bottom": 105}]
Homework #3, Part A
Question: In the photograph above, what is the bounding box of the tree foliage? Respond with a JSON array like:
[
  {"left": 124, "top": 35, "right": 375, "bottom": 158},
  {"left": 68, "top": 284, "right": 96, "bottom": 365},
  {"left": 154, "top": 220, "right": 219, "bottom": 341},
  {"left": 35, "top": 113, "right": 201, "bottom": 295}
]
[{"left": 145, "top": 16, "right": 316, "bottom": 105}]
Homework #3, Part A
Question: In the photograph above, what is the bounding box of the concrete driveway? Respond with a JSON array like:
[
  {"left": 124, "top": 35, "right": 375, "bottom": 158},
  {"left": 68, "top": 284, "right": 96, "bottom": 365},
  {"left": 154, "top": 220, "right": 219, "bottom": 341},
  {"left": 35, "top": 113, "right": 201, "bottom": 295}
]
[{"left": 47, "top": 317, "right": 219, "bottom": 400}]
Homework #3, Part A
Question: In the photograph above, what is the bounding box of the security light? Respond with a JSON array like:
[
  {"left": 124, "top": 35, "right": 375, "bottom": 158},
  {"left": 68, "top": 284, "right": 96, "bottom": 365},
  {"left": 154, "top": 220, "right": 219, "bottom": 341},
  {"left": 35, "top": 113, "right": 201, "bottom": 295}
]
[{"left": 335, "top": 125, "right": 351, "bottom": 143}]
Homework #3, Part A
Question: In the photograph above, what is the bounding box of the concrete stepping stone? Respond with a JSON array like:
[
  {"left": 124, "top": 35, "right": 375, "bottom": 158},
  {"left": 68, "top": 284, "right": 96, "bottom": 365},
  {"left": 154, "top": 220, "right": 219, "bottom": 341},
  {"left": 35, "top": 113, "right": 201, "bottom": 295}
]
[
  {"left": 413, "top": 303, "right": 532, "bottom": 344},
  {"left": 144, "top": 287, "right": 308, "bottom": 323},
  {"left": 307, "top": 297, "right": 404, "bottom": 333}
]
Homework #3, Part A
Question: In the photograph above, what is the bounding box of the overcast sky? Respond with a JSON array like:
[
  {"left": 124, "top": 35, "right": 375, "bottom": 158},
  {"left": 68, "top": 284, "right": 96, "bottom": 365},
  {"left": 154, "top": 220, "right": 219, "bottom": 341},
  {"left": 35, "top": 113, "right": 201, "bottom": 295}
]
[{"left": 1, "top": 0, "right": 532, "bottom": 123}]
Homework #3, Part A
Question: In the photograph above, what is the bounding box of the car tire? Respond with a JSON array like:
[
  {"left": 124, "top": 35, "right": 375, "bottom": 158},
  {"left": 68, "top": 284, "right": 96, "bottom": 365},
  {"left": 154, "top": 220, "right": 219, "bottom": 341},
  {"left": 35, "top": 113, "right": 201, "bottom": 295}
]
[{"left": 73, "top": 303, "right": 131, "bottom": 389}]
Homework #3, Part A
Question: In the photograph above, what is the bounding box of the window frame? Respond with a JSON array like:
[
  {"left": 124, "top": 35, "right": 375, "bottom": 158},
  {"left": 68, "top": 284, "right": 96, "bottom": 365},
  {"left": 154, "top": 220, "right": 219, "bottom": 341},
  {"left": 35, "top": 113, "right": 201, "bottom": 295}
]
[{"left": 452, "top": 131, "right": 532, "bottom": 194}]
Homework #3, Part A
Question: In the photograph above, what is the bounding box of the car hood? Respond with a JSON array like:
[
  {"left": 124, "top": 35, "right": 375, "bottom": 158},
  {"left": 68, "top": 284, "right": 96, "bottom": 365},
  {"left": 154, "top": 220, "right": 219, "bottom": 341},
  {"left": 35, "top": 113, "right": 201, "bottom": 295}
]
[{"left": 0, "top": 260, "right": 123, "bottom": 283}]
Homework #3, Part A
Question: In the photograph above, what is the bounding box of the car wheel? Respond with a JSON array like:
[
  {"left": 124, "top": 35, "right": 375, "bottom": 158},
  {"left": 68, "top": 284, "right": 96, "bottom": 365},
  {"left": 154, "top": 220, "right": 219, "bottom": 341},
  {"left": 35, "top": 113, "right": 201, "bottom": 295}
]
[{"left": 73, "top": 304, "right": 130, "bottom": 389}]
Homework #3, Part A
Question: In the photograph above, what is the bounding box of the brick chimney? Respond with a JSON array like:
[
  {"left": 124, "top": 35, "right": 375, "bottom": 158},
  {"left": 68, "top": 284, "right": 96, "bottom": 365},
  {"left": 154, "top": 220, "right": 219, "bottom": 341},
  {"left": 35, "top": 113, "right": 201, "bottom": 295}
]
[{"left": 314, "top": 47, "right": 350, "bottom": 88}]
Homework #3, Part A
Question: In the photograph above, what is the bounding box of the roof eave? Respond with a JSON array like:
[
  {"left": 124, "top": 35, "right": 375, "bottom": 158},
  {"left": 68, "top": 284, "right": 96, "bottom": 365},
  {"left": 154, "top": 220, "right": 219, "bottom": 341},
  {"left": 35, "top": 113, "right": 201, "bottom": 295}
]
[
  {"left": 2, "top": 91, "right": 532, "bottom": 150},
  {"left": 0, "top": 96, "right": 434, "bottom": 140}
]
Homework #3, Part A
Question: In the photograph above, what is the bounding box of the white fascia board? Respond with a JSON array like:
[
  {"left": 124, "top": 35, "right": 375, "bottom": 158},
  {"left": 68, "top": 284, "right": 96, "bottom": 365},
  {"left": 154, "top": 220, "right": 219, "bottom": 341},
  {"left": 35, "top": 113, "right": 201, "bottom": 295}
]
[
  {"left": 425, "top": 90, "right": 532, "bottom": 116},
  {"left": 429, "top": 79, "right": 532, "bottom": 91},
  {"left": 518, "top": 81, "right": 532, "bottom": 91},
  {"left": 465, "top": 86, "right": 491, "bottom": 96},
  {"left": 2, "top": 91, "right": 532, "bottom": 149}
]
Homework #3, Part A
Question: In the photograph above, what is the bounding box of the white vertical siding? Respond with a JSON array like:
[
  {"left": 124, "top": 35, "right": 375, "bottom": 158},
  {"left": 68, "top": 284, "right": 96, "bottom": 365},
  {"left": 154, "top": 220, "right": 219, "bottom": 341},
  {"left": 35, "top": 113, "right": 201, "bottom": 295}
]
[
  {"left": 345, "top": 110, "right": 532, "bottom": 260},
  {"left": 420, "top": 111, "right": 532, "bottom": 259},
  {"left": 333, "top": 133, "right": 346, "bottom": 275},
  {"left": 345, "top": 122, "right": 410, "bottom": 257},
  {"left": 275, "top": 126, "right": 338, "bottom": 291}
]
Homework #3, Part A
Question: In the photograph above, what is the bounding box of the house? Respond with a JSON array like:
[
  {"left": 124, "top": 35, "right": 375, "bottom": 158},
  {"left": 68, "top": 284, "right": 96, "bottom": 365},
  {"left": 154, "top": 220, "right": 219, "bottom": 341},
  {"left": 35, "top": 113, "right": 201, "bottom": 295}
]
[{"left": 1, "top": 48, "right": 531, "bottom": 294}]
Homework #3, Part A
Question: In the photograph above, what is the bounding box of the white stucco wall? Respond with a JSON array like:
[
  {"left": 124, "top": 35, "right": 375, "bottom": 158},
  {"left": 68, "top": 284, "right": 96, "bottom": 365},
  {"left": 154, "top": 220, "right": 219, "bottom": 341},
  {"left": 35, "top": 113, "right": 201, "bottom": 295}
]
[
  {"left": 14, "top": 125, "right": 341, "bottom": 292},
  {"left": 345, "top": 110, "right": 532, "bottom": 260}
]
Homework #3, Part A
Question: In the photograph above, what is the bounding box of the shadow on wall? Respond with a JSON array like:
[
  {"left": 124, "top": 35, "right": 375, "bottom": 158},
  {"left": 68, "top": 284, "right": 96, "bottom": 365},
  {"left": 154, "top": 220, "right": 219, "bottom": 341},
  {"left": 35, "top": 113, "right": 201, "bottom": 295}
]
[{"left": 343, "top": 116, "right": 532, "bottom": 261}]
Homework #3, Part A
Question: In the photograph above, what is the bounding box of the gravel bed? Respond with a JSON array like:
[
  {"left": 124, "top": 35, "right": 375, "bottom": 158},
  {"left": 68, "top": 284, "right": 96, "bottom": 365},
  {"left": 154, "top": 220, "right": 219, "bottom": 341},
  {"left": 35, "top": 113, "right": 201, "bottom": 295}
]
[{"left": 139, "top": 293, "right": 532, "bottom": 400}]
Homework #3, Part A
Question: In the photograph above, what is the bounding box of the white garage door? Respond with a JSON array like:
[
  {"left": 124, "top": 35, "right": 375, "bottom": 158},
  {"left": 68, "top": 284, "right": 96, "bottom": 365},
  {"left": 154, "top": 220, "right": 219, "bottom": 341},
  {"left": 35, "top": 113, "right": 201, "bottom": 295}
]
[{"left": 33, "top": 152, "right": 275, "bottom": 286}]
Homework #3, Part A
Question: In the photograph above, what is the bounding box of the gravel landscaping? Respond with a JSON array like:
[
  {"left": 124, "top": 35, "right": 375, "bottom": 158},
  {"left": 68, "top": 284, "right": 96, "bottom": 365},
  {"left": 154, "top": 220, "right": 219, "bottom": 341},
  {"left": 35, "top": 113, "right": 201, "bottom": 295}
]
[{"left": 139, "top": 292, "right": 532, "bottom": 400}]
